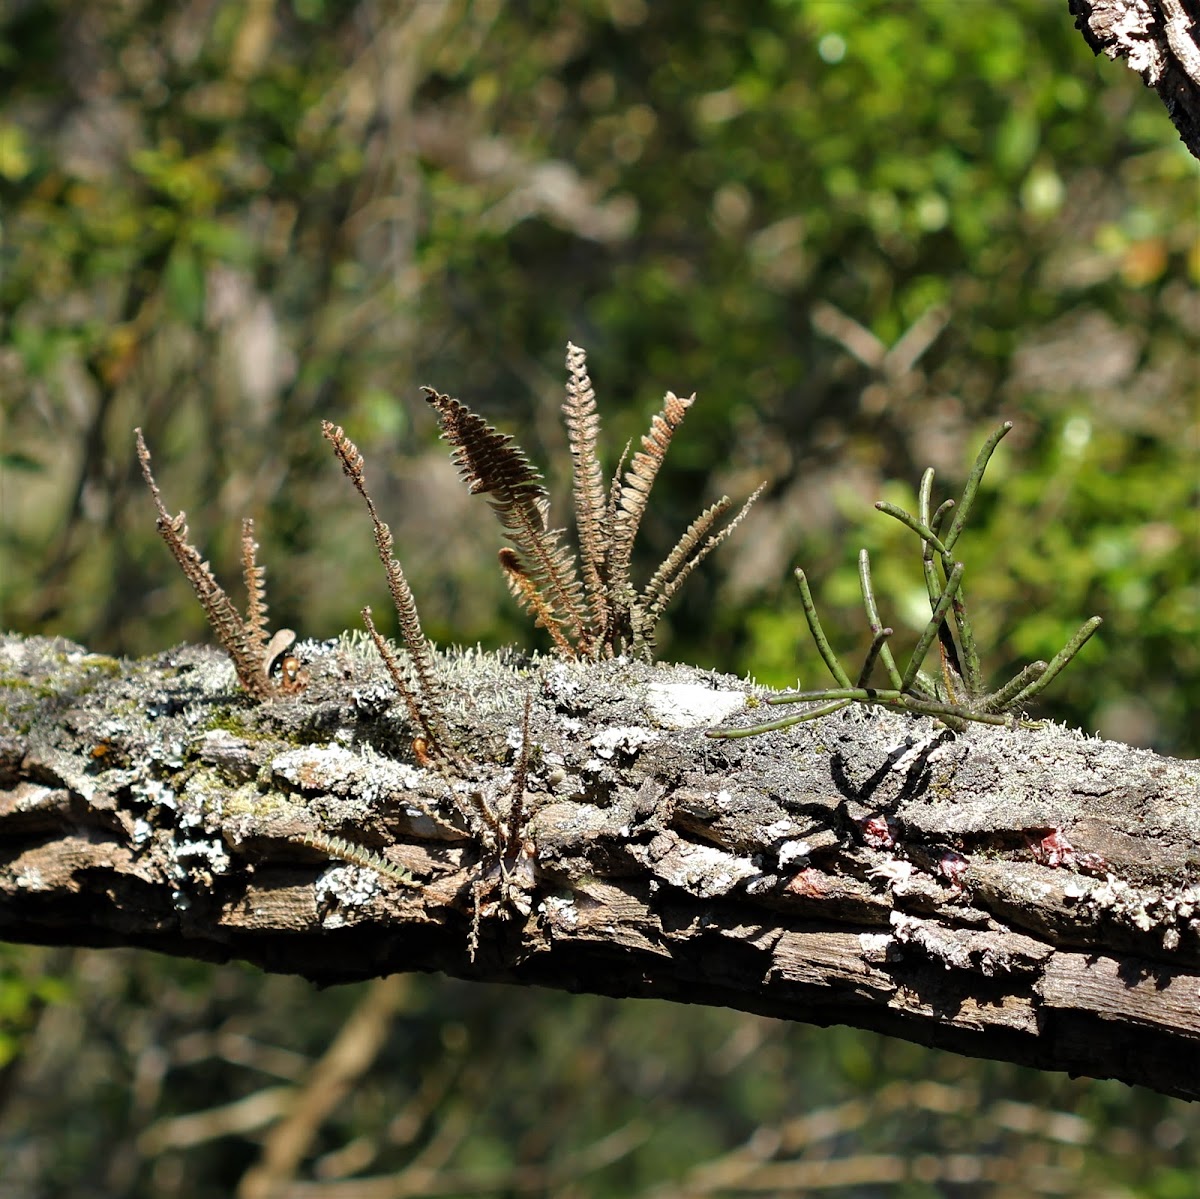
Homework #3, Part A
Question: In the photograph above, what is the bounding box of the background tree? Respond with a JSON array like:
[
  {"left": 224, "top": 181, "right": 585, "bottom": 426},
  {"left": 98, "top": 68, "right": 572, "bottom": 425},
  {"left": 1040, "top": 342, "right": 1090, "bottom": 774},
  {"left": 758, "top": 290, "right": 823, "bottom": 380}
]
[{"left": 1, "top": 1, "right": 1198, "bottom": 1195}]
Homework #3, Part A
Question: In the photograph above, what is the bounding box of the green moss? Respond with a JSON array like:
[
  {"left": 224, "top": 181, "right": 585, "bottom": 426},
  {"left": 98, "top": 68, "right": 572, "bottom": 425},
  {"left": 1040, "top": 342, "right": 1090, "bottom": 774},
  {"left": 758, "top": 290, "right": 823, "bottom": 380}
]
[
  {"left": 187, "top": 767, "right": 299, "bottom": 821},
  {"left": 201, "top": 706, "right": 258, "bottom": 737},
  {"left": 76, "top": 655, "right": 122, "bottom": 675}
]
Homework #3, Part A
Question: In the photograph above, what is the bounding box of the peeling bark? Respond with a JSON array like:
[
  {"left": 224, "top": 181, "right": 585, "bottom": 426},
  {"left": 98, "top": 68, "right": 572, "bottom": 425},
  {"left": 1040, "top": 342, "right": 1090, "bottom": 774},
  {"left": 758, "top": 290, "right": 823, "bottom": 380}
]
[
  {"left": 2, "top": 632, "right": 1200, "bottom": 1099},
  {"left": 1070, "top": 0, "right": 1200, "bottom": 159}
]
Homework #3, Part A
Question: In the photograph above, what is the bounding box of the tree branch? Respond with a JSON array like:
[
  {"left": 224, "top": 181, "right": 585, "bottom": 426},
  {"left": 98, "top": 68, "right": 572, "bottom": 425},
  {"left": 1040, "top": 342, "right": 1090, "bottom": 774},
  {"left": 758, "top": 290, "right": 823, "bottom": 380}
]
[
  {"left": 3, "top": 632, "right": 1200, "bottom": 1098},
  {"left": 1070, "top": 0, "right": 1200, "bottom": 160}
]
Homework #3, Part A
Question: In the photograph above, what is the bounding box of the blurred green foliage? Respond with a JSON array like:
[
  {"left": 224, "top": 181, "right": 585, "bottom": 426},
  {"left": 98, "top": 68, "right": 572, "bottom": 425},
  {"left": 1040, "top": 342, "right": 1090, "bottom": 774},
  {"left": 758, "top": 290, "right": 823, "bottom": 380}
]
[{"left": 1, "top": 0, "right": 1199, "bottom": 1194}]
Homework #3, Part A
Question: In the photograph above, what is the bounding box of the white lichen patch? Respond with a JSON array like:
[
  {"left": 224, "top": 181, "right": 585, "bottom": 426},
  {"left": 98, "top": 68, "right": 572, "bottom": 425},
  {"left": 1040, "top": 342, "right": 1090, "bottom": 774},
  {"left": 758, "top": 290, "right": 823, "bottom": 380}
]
[
  {"left": 171, "top": 836, "right": 231, "bottom": 878},
  {"left": 859, "top": 931, "right": 892, "bottom": 957},
  {"left": 589, "top": 726, "right": 658, "bottom": 760},
  {"left": 647, "top": 839, "right": 758, "bottom": 898},
  {"left": 152, "top": 739, "right": 186, "bottom": 770},
  {"left": 272, "top": 743, "right": 424, "bottom": 803},
  {"left": 777, "top": 840, "right": 812, "bottom": 868},
  {"left": 131, "top": 777, "right": 177, "bottom": 811},
  {"left": 644, "top": 682, "right": 745, "bottom": 729},
  {"left": 1062, "top": 873, "right": 1200, "bottom": 947},
  {"left": 870, "top": 859, "right": 916, "bottom": 889},
  {"left": 8, "top": 784, "right": 47, "bottom": 811},
  {"left": 13, "top": 868, "right": 47, "bottom": 892},
  {"left": 760, "top": 819, "right": 797, "bottom": 841},
  {"left": 543, "top": 659, "right": 587, "bottom": 708},
  {"left": 314, "top": 865, "right": 382, "bottom": 928},
  {"left": 538, "top": 895, "right": 579, "bottom": 930}
]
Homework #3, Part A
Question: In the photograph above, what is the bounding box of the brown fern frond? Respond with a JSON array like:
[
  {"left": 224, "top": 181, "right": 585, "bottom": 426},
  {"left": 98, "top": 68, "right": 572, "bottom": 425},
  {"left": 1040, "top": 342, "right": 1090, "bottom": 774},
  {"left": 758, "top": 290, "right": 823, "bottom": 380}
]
[
  {"left": 424, "top": 388, "right": 592, "bottom": 654},
  {"left": 597, "top": 437, "right": 634, "bottom": 655},
  {"left": 360, "top": 606, "right": 437, "bottom": 745},
  {"left": 241, "top": 518, "right": 270, "bottom": 658},
  {"left": 641, "top": 496, "right": 734, "bottom": 606},
  {"left": 498, "top": 549, "right": 575, "bottom": 654},
  {"left": 642, "top": 484, "right": 765, "bottom": 622},
  {"left": 136, "top": 428, "right": 268, "bottom": 698},
  {"left": 322, "top": 420, "right": 454, "bottom": 759},
  {"left": 425, "top": 351, "right": 760, "bottom": 664},
  {"left": 563, "top": 342, "right": 611, "bottom": 639},
  {"left": 296, "top": 831, "right": 415, "bottom": 885},
  {"left": 606, "top": 438, "right": 631, "bottom": 534},
  {"left": 608, "top": 391, "right": 694, "bottom": 602}
]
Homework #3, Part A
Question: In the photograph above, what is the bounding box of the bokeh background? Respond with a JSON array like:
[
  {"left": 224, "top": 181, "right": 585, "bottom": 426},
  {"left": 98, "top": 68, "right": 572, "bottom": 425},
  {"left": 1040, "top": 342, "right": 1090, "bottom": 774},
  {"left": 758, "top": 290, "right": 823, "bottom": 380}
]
[{"left": 2, "top": 1, "right": 1199, "bottom": 1195}]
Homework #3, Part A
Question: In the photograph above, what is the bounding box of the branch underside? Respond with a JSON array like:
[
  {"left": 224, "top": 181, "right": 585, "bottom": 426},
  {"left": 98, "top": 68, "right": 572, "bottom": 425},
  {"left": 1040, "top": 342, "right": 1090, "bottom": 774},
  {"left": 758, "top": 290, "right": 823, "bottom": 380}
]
[{"left": 3, "top": 634, "right": 1200, "bottom": 1100}]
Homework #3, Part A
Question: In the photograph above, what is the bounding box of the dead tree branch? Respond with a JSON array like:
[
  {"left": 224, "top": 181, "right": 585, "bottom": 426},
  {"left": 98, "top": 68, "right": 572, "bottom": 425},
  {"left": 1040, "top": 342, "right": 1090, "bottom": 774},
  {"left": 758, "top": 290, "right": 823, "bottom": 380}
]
[
  {"left": 2, "top": 632, "right": 1200, "bottom": 1099},
  {"left": 1070, "top": 0, "right": 1200, "bottom": 159}
]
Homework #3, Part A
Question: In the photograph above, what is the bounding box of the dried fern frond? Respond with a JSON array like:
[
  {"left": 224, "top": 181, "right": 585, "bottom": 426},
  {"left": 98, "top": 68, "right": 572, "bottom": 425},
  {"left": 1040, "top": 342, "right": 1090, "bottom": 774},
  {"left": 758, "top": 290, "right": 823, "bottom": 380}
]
[
  {"left": 241, "top": 518, "right": 270, "bottom": 660},
  {"left": 642, "top": 484, "right": 765, "bottom": 625},
  {"left": 563, "top": 342, "right": 611, "bottom": 640},
  {"left": 425, "top": 348, "right": 759, "bottom": 661},
  {"left": 424, "top": 388, "right": 592, "bottom": 654},
  {"left": 136, "top": 428, "right": 288, "bottom": 699},
  {"left": 603, "top": 437, "right": 633, "bottom": 647},
  {"left": 498, "top": 548, "right": 575, "bottom": 655},
  {"left": 608, "top": 390, "right": 694, "bottom": 606},
  {"left": 321, "top": 420, "right": 455, "bottom": 761},
  {"left": 606, "top": 438, "right": 631, "bottom": 542}
]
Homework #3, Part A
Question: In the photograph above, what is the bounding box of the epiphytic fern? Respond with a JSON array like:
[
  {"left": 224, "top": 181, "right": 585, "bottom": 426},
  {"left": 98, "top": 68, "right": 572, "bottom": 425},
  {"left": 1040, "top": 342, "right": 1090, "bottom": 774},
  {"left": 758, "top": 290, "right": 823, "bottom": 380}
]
[
  {"left": 564, "top": 342, "right": 610, "bottom": 638},
  {"left": 136, "top": 429, "right": 302, "bottom": 699},
  {"left": 426, "top": 343, "right": 760, "bottom": 660},
  {"left": 606, "top": 388, "right": 693, "bottom": 636},
  {"left": 322, "top": 421, "right": 459, "bottom": 766},
  {"left": 424, "top": 389, "right": 591, "bottom": 655},
  {"left": 638, "top": 493, "right": 761, "bottom": 636},
  {"left": 710, "top": 422, "right": 1101, "bottom": 738}
]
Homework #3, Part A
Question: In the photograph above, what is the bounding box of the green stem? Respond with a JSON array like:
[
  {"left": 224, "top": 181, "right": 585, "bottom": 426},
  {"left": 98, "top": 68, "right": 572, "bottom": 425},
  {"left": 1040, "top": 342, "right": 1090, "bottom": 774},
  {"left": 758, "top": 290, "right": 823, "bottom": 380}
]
[
  {"left": 856, "top": 626, "right": 894, "bottom": 689},
  {"left": 795, "top": 568, "right": 853, "bottom": 689},
  {"left": 896, "top": 696, "right": 1037, "bottom": 728},
  {"left": 900, "top": 561, "right": 964, "bottom": 692},
  {"left": 922, "top": 530, "right": 942, "bottom": 609},
  {"left": 918, "top": 467, "right": 935, "bottom": 529},
  {"left": 1008, "top": 617, "right": 1103, "bottom": 706},
  {"left": 942, "top": 421, "right": 1012, "bottom": 554},
  {"left": 857, "top": 550, "right": 903, "bottom": 689},
  {"left": 980, "top": 660, "right": 1047, "bottom": 713},
  {"left": 947, "top": 583, "right": 982, "bottom": 698},
  {"left": 707, "top": 698, "right": 853, "bottom": 738},
  {"left": 769, "top": 687, "right": 902, "bottom": 705},
  {"left": 930, "top": 499, "right": 955, "bottom": 537},
  {"left": 874, "top": 501, "right": 948, "bottom": 555}
]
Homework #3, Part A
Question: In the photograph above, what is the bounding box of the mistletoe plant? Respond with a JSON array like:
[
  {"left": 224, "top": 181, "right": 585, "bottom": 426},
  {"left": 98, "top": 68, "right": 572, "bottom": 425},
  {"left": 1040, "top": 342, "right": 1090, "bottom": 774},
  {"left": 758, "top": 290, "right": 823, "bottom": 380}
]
[{"left": 711, "top": 422, "right": 1102, "bottom": 738}]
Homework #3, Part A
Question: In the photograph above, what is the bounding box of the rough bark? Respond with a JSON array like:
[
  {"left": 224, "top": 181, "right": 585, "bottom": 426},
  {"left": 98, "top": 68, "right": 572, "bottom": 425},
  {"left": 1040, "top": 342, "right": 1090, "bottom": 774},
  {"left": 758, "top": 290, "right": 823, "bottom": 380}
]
[
  {"left": 1070, "top": 0, "right": 1200, "bottom": 160},
  {"left": 2, "top": 632, "right": 1200, "bottom": 1100}
]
